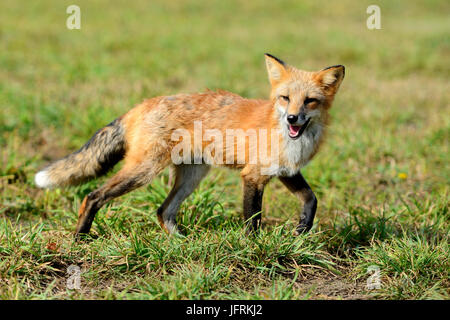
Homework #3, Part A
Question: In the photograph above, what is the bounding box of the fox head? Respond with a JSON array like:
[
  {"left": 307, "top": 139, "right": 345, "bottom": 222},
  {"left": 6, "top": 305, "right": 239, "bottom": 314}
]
[{"left": 264, "top": 53, "right": 345, "bottom": 139}]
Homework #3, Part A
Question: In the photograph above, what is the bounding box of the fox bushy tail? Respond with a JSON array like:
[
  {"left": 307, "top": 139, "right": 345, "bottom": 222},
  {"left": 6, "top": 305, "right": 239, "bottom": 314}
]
[{"left": 35, "top": 119, "right": 126, "bottom": 188}]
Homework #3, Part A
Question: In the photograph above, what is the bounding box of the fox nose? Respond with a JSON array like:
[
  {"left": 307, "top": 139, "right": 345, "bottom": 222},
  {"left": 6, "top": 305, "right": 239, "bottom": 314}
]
[{"left": 287, "top": 114, "right": 298, "bottom": 124}]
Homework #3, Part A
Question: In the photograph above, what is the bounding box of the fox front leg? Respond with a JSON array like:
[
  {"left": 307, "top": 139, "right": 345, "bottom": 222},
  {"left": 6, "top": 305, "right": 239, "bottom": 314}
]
[
  {"left": 242, "top": 179, "right": 265, "bottom": 234},
  {"left": 279, "top": 173, "right": 317, "bottom": 235}
]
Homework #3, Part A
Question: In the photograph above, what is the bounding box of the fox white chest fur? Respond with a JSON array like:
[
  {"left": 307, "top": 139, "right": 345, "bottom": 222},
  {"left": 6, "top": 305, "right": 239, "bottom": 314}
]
[
  {"left": 265, "top": 117, "right": 323, "bottom": 177},
  {"left": 282, "top": 122, "right": 323, "bottom": 170}
]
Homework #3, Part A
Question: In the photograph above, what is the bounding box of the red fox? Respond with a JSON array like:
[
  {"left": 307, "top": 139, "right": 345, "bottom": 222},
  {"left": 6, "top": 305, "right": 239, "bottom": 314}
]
[{"left": 35, "top": 54, "right": 344, "bottom": 236}]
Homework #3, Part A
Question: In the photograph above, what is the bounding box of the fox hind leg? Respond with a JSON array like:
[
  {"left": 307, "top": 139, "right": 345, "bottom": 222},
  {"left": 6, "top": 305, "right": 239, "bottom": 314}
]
[
  {"left": 157, "top": 164, "right": 210, "bottom": 234},
  {"left": 75, "top": 161, "right": 164, "bottom": 235}
]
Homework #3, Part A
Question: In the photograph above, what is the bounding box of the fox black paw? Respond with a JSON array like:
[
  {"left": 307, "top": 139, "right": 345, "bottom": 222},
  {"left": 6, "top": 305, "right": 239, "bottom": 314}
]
[
  {"left": 293, "top": 223, "right": 312, "bottom": 236},
  {"left": 74, "top": 232, "right": 98, "bottom": 242}
]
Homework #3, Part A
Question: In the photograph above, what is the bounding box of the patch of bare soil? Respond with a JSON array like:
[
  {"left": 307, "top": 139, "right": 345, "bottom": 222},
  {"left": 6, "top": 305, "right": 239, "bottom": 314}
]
[{"left": 296, "top": 272, "right": 372, "bottom": 300}]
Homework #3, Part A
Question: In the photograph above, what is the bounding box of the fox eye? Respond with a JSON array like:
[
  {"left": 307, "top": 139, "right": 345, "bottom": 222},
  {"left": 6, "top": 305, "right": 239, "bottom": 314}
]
[
  {"left": 280, "top": 95, "right": 290, "bottom": 102},
  {"left": 304, "top": 97, "right": 319, "bottom": 105}
]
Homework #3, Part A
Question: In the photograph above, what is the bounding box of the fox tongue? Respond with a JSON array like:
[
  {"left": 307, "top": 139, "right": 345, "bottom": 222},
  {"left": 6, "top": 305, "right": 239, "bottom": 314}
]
[{"left": 289, "top": 125, "right": 301, "bottom": 136}]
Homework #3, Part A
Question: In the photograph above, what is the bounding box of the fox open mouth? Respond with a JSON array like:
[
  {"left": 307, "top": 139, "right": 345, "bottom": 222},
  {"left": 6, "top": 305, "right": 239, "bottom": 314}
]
[{"left": 288, "top": 118, "right": 311, "bottom": 139}]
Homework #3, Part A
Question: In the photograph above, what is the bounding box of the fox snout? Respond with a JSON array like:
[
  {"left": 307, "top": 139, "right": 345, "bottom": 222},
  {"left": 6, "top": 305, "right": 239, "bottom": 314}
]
[
  {"left": 287, "top": 112, "right": 308, "bottom": 125},
  {"left": 286, "top": 111, "right": 312, "bottom": 139},
  {"left": 287, "top": 118, "right": 311, "bottom": 139}
]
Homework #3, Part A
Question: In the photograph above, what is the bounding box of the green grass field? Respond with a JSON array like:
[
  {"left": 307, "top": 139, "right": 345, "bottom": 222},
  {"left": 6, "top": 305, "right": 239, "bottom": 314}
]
[{"left": 0, "top": 0, "right": 448, "bottom": 299}]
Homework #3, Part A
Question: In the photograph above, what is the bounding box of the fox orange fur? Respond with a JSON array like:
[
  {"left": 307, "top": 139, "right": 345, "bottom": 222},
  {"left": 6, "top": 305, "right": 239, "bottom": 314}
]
[{"left": 35, "top": 54, "right": 345, "bottom": 236}]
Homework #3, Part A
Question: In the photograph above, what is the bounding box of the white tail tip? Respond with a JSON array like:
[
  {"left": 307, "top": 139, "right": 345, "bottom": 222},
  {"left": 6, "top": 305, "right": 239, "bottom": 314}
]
[{"left": 35, "top": 171, "right": 53, "bottom": 188}]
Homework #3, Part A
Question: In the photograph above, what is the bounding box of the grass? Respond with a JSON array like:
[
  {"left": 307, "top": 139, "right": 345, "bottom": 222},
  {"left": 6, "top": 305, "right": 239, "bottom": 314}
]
[{"left": 0, "top": 0, "right": 449, "bottom": 299}]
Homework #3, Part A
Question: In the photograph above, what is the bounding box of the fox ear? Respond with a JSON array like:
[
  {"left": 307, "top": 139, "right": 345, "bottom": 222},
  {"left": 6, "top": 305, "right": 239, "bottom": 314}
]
[
  {"left": 316, "top": 65, "right": 345, "bottom": 92},
  {"left": 264, "top": 53, "right": 288, "bottom": 86}
]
